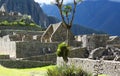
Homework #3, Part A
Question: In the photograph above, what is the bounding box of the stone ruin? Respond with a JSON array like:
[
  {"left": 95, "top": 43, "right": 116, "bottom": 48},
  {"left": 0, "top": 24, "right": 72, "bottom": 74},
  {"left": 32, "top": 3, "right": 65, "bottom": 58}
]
[
  {"left": 75, "top": 34, "right": 120, "bottom": 61},
  {"left": 0, "top": 22, "right": 120, "bottom": 62},
  {"left": 0, "top": 22, "right": 77, "bottom": 59}
]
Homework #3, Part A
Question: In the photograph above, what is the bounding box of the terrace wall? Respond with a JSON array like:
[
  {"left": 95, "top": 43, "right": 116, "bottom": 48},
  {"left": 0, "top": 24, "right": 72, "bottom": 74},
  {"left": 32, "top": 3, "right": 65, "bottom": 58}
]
[{"left": 57, "top": 57, "right": 120, "bottom": 76}]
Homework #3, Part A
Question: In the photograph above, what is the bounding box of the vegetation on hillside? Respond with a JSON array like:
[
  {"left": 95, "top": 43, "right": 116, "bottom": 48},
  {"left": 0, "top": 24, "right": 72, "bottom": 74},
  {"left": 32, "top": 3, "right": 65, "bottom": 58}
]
[
  {"left": 0, "top": 20, "right": 34, "bottom": 26},
  {"left": 0, "top": 19, "right": 38, "bottom": 27},
  {"left": 0, "top": 13, "right": 42, "bottom": 28}
]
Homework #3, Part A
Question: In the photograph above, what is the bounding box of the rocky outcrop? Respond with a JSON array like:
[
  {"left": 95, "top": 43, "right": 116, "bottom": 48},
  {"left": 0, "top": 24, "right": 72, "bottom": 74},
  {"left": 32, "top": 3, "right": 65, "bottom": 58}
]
[
  {"left": 0, "top": 0, "right": 59, "bottom": 28},
  {"left": 88, "top": 47, "right": 106, "bottom": 60},
  {"left": 88, "top": 46, "right": 120, "bottom": 61}
]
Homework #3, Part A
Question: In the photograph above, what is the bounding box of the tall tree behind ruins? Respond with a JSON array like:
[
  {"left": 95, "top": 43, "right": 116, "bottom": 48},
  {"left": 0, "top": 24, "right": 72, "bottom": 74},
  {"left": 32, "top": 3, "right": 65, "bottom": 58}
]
[{"left": 52, "top": 0, "right": 82, "bottom": 45}]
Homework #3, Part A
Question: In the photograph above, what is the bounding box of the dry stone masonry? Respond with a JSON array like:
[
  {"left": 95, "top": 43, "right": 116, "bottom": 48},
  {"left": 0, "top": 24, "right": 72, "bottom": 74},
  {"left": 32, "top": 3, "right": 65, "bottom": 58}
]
[
  {"left": 0, "top": 21, "right": 120, "bottom": 69},
  {"left": 57, "top": 57, "right": 120, "bottom": 76},
  {"left": 0, "top": 22, "right": 120, "bottom": 61}
]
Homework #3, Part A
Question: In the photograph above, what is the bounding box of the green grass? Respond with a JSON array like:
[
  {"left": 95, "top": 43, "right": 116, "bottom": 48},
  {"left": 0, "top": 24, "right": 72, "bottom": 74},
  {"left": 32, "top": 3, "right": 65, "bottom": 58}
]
[
  {"left": 98, "top": 74, "right": 108, "bottom": 76},
  {"left": 0, "top": 65, "right": 55, "bottom": 76}
]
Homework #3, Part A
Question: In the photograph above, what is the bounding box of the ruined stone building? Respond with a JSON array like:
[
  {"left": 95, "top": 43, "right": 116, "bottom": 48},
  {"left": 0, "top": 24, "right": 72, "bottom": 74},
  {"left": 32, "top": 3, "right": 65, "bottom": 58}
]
[
  {"left": 0, "top": 21, "right": 120, "bottom": 61},
  {"left": 0, "top": 22, "right": 75, "bottom": 59},
  {"left": 75, "top": 34, "right": 109, "bottom": 50},
  {"left": 41, "top": 22, "right": 74, "bottom": 43}
]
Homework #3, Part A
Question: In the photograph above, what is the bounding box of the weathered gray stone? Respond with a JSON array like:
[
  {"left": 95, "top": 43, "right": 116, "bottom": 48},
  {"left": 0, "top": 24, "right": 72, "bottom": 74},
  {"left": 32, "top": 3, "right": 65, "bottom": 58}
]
[
  {"left": 69, "top": 47, "right": 89, "bottom": 58},
  {"left": 23, "top": 53, "right": 57, "bottom": 63},
  {"left": 16, "top": 42, "right": 58, "bottom": 58},
  {"left": 57, "top": 57, "right": 120, "bottom": 76},
  {"left": 108, "top": 36, "right": 120, "bottom": 45},
  {"left": 0, "top": 41, "right": 16, "bottom": 58},
  {"left": 102, "top": 56, "right": 115, "bottom": 60},
  {"left": 114, "top": 56, "right": 120, "bottom": 61},
  {"left": 89, "top": 47, "right": 106, "bottom": 59},
  {"left": 75, "top": 34, "right": 109, "bottom": 50},
  {"left": 0, "top": 55, "right": 9, "bottom": 59},
  {"left": 41, "top": 22, "right": 74, "bottom": 43}
]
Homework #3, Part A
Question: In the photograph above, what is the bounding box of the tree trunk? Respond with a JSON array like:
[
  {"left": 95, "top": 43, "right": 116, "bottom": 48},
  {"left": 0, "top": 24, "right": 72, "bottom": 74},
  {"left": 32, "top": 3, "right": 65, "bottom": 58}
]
[{"left": 66, "top": 27, "right": 71, "bottom": 46}]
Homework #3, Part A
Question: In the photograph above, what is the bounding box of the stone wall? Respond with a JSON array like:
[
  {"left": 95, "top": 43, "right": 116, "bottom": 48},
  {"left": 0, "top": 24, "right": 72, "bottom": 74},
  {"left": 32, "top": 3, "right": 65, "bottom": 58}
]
[
  {"left": 75, "top": 34, "right": 109, "bottom": 50},
  {"left": 51, "top": 23, "right": 74, "bottom": 42},
  {"left": 23, "top": 53, "right": 57, "bottom": 64},
  {"left": 57, "top": 57, "right": 120, "bottom": 76},
  {"left": 0, "top": 59, "right": 54, "bottom": 68},
  {"left": 0, "top": 41, "right": 58, "bottom": 59},
  {"left": 69, "top": 47, "right": 89, "bottom": 58},
  {"left": 0, "top": 55, "right": 9, "bottom": 59},
  {"left": 0, "top": 30, "right": 44, "bottom": 42},
  {"left": 0, "top": 30, "right": 44, "bottom": 36},
  {"left": 0, "top": 26, "right": 42, "bottom": 32},
  {"left": 41, "top": 22, "right": 74, "bottom": 43},
  {"left": 0, "top": 41, "right": 16, "bottom": 58},
  {"left": 41, "top": 24, "right": 54, "bottom": 42},
  {"left": 16, "top": 42, "right": 58, "bottom": 58}
]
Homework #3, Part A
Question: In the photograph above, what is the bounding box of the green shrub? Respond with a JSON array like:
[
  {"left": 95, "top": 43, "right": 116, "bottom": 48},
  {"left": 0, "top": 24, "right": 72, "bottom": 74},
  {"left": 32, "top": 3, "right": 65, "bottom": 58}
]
[
  {"left": 47, "top": 64, "right": 92, "bottom": 76},
  {"left": 1, "top": 20, "right": 9, "bottom": 26},
  {"left": 13, "top": 21, "right": 18, "bottom": 25},
  {"left": 18, "top": 22, "right": 26, "bottom": 26},
  {"left": 30, "top": 23, "right": 36, "bottom": 26},
  {"left": 56, "top": 42, "right": 69, "bottom": 62}
]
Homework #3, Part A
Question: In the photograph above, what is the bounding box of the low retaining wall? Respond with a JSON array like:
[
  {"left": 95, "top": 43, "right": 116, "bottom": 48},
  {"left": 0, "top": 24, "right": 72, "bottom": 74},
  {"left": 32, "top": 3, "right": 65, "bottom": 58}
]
[
  {"left": 23, "top": 53, "right": 57, "bottom": 64},
  {"left": 0, "top": 59, "right": 54, "bottom": 68},
  {"left": 0, "top": 55, "right": 9, "bottom": 59},
  {"left": 57, "top": 57, "right": 120, "bottom": 76},
  {"left": 0, "top": 26, "right": 42, "bottom": 32}
]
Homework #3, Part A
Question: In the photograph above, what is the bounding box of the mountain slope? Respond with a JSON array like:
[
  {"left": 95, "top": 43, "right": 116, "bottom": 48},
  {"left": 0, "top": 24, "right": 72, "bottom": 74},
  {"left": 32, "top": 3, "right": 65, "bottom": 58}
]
[
  {"left": 41, "top": 1, "right": 120, "bottom": 35},
  {"left": 0, "top": 0, "right": 59, "bottom": 27},
  {"left": 71, "top": 24, "right": 104, "bottom": 35}
]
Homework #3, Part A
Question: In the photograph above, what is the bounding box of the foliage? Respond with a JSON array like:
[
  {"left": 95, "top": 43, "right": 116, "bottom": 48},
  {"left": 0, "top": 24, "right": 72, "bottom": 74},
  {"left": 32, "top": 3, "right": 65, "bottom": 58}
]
[
  {"left": 0, "top": 20, "right": 9, "bottom": 26},
  {"left": 47, "top": 64, "right": 92, "bottom": 76},
  {"left": 18, "top": 21, "right": 26, "bottom": 26},
  {"left": 62, "top": 5, "right": 72, "bottom": 16},
  {"left": 12, "top": 21, "right": 18, "bottom": 25},
  {"left": 56, "top": 42, "right": 69, "bottom": 62},
  {"left": 30, "top": 23, "right": 36, "bottom": 26},
  {"left": 0, "top": 20, "right": 38, "bottom": 27}
]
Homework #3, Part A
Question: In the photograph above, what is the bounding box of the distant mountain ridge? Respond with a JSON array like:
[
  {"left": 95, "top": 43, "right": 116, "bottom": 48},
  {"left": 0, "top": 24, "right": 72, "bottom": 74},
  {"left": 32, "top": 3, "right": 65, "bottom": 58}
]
[
  {"left": 71, "top": 24, "right": 105, "bottom": 35},
  {"left": 41, "top": 1, "right": 120, "bottom": 35}
]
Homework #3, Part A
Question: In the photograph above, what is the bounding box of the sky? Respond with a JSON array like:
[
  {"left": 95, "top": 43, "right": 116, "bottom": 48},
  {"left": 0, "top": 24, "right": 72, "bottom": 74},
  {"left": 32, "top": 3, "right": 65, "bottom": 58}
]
[
  {"left": 34, "top": 0, "right": 120, "bottom": 4},
  {"left": 109, "top": 0, "right": 120, "bottom": 2},
  {"left": 34, "top": 0, "right": 74, "bottom": 4}
]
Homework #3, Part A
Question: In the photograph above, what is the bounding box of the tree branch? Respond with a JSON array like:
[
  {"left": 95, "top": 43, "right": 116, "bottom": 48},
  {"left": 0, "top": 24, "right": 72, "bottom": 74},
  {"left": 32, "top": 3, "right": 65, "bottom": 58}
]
[
  {"left": 66, "top": 13, "right": 70, "bottom": 24},
  {"left": 60, "top": 0, "right": 64, "bottom": 6},
  {"left": 70, "top": 0, "right": 77, "bottom": 27},
  {"left": 56, "top": 0, "right": 67, "bottom": 25}
]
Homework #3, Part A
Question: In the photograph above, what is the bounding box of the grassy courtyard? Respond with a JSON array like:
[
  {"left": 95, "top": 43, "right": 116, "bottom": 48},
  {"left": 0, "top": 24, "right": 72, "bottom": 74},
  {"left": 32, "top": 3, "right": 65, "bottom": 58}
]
[
  {"left": 0, "top": 65, "right": 108, "bottom": 76},
  {"left": 0, "top": 65, "right": 55, "bottom": 76}
]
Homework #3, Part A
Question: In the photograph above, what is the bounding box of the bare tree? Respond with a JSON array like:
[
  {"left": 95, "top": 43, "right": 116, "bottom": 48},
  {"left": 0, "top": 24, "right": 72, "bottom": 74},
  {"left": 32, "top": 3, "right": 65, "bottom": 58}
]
[{"left": 52, "top": 0, "right": 82, "bottom": 45}]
